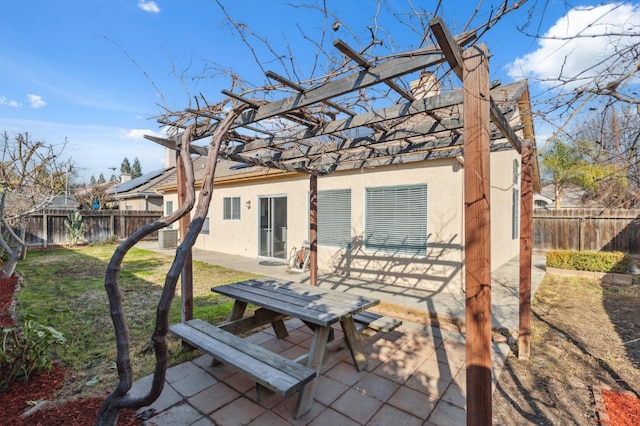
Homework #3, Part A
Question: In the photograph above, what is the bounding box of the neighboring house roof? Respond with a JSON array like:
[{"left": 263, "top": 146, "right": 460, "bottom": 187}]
[
  {"left": 107, "top": 168, "right": 170, "bottom": 199},
  {"left": 540, "top": 184, "right": 604, "bottom": 208},
  {"left": 48, "top": 193, "right": 79, "bottom": 209},
  {"left": 4, "top": 191, "right": 77, "bottom": 214},
  {"left": 533, "top": 192, "right": 554, "bottom": 208}
]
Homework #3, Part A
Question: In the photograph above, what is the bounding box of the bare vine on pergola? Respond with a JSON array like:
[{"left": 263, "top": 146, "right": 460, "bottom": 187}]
[{"left": 96, "top": 2, "right": 533, "bottom": 424}]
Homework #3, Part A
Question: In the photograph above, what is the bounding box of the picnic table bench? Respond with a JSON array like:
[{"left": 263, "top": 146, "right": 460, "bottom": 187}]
[
  {"left": 170, "top": 278, "right": 401, "bottom": 419},
  {"left": 170, "top": 319, "right": 316, "bottom": 400}
]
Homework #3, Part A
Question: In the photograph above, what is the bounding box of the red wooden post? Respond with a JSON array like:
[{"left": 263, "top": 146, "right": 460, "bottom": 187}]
[
  {"left": 309, "top": 175, "right": 318, "bottom": 286},
  {"left": 177, "top": 151, "right": 193, "bottom": 322},
  {"left": 519, "top": 140, "right": 534, "bottom": 359},
  {"left": 463, "top": 43, "right": 492, "bottom": 426}
]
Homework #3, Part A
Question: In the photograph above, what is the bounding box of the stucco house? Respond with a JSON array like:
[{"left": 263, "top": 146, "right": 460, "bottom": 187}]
[
  {"left": 153, "top": 81, "right": 538, "bottom": 296},
  {"left": 107, "top": 169, "right": 170, "bottom": 211}
]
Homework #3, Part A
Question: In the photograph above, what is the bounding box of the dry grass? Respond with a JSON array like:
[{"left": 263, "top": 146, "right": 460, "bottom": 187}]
[{"left": 493, "top": 274, "right": 640, "bottom": 424}]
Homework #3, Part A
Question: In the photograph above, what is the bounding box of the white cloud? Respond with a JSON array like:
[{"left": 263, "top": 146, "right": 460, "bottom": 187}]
[
  {"left": 506, "top": 3, "right": 640, "bottom": 89},
  {"left": 0, "top": 96, "right": 21, "bottom": 107},
  {"left": 27, "top": 94, "right": 46, "bottom": 109},
  {"left": 120, "top": 128, "right": 164, "bottom": 140},
  {"left": 0, "top": 118, "right": 165, "bottom": 183},
  {"left": 138, "top": 1, "right": 160, "bottom": 14}
]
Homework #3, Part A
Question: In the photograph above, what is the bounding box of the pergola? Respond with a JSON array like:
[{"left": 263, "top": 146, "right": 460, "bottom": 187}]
[{"left": 147, "top": 18, "right": 537, "bottom": 425}]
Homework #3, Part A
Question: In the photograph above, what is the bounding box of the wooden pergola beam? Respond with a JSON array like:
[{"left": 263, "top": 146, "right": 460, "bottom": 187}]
[
  {"left": 519, "top": 139, "right": 534, "bottom": 360},
  {"left": 156, "top": 77, "right": 523, "bottom": 153},
  {"left": 144, "top": 135, "right": 207, "bottom": 156},
  {"left": 334, "top": 39, "right": 414, "bottom": 101},
  {"left": 430, "top": 17, "right": 522, "bottom": 153},
  {"left": 177, "top": 152, "right": 193, "bottom": 325},
  {"left": 309, "top": 175, "right": 318, "bottom": 285},
  {"left": 463, "top": 43, "right": 492, "bottom": 426},
  {"left": 221, "top": 90, "right": 465, "bottom": 154},
  {"left": 224, "top": 104, "right": 516, "bottom": 167},
  {"left": 234, "top": 46, "right": 449, "bottom": 125}
]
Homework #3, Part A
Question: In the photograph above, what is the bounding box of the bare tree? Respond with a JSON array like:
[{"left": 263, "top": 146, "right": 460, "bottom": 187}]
[
  {"left": 0, "top": 132, "right": 73, "bottom": 278},
  {"left": 74, "top": 181, "right": 115, "bottom": 211},
  {"left": 564, "top": 105, "right": 640, "bottom": 208},
  {"left": 514, "top": 3, "right": 640, "bottom": 105}
]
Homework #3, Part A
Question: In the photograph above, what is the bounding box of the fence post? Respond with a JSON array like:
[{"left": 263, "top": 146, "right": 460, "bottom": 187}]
[{"left": 42, "top": 212, "right": 48, "bottom": 248}]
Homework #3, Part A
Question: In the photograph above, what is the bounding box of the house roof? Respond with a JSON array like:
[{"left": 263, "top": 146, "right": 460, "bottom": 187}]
[
  {"left": 107, "top": 168, "right": 170, "bottom": 198},
  {"left": 153, "top": 156, "right": 281, "bottom": 193}
]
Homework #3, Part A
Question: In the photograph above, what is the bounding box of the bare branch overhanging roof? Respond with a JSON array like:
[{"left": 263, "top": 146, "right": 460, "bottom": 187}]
[{"left": 146, "top": 20, "right": 534, "bottom": 178}]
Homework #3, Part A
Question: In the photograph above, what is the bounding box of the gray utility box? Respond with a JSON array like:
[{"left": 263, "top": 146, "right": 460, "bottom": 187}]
[{"left": 159, "top": 229, "right": 178, "bottom": 249}]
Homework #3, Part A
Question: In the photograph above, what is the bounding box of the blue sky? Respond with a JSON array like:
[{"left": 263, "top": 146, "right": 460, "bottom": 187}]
[{"left": 1, "top": 1, "right": 638, "bottom": 183}]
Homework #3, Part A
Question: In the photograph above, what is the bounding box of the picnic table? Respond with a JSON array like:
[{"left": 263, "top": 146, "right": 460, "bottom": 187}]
[{"left": 171, "top": 278, "right": 382, "bottom": 418}]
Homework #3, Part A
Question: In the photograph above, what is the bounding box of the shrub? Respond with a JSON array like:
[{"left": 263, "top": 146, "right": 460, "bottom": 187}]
[
  {"left": 0, "top": 315, "right": 66, "bottom": 392},
  {"left": 64, "top": 211, "right": 85, "bottom": 246},
  {"left": 89, "top": 235, "right": 119, "bottom": 247},
  {"left": 546, "top": 250, "right": 633, "bottom": 274}
]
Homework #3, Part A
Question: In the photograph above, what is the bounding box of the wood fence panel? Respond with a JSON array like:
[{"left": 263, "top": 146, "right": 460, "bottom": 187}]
[
  {"left": 533, "top": 208, "right": 640, "bottom": 254},
  {"left": 20, "top": 209, "right": 162, "bottom": 247}
]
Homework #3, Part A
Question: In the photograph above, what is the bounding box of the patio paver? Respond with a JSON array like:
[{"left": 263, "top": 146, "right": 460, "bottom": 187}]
[{"left": 132, "top": 242, "right": 546, "bottom": 424}]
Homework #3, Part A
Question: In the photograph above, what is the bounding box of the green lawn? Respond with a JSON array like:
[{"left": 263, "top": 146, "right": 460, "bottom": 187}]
[{"left": 15, "top": 244, "right": 259, "bottom": 399}]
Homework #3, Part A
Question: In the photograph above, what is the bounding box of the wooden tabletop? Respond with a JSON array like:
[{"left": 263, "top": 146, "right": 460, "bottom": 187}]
[{"left": 212, "top": 278, "right": 380, "bottom": 327}]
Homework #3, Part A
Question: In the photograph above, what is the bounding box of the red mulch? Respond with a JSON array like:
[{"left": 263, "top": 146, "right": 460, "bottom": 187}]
[
  {"left": 1, "top": 275, "right": 141, "bottom": 425},
  {"left": 603, "top": 389, "right": 640, "bottom": 426},
  {"left": 0, "top": 274, "right": 19, "bottom": 326},
  {"left": 1, "top": 363, "right": 140, "bottom": 425}
]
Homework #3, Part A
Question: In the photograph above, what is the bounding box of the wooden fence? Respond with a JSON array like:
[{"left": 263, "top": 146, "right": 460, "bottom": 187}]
[
  {"left": 21, "top": 209, "right": 163, "bottom": 247},
  {"left": 533, "top": 208, "right": 640, "bottom": 254}
]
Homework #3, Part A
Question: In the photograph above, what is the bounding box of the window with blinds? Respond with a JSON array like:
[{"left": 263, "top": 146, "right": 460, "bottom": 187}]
[
  {"left": 365, "top": 184, "right": 428, "bottom": 256},
  {"left": 318, "top": 189, "right": 352, "bottom": 248},
  {"left": 223, "top": 197, "right": 241, "bottom": 220}
]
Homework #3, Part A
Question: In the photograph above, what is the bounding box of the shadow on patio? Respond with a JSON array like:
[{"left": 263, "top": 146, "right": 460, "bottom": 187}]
[{"left": 133, "top": 317, "right": 510, "bottom": 425}]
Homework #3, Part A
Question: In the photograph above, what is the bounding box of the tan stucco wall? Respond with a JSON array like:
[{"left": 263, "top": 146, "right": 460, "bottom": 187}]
[
  {"left": 195, "top": 174, "right": 309, "bottom": 256},
  {"left": 314, "top": 158, "right": 465, "bottom": 294},
  {"left": 165, "top": 153, "right": 521, "bottom": 295},
  {"left": 489, "top": 149, "right": 521, "bottom": 269},
  {"left": 119, "top": 196, "right": 163, "bottom": 211}
]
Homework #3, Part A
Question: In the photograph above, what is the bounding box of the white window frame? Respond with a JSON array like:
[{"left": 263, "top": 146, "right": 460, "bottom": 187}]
[{"left": 223, "top": 197, "right": 241, "bottom": 220}]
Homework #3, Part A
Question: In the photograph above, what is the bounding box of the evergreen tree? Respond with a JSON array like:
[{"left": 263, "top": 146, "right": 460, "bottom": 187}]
[
  {"left": 120, "top": 157, "right": 131, "bottom": 175},
  {"left": 97, "top": 173, "right": 106, "bottom": 184},
  {"left": 541, "top": 138, "right": 612, "bottom": 208},
  {"left": 131, "top": 157, "right": 142, "bottom": 179},
  {"left": 90, "top": 175, "right": 97, "bottom": 186}
]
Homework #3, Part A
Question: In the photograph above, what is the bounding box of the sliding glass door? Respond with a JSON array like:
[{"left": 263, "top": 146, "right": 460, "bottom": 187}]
[{"left": 259, "top": 196, "right": 287, "bottom": 259}]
